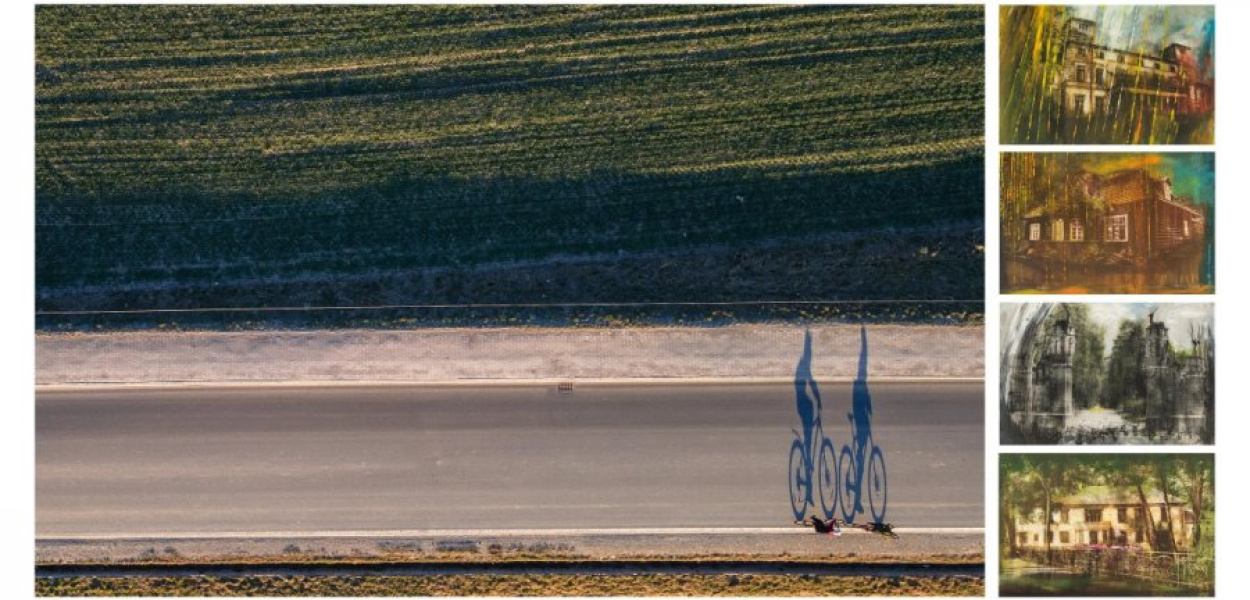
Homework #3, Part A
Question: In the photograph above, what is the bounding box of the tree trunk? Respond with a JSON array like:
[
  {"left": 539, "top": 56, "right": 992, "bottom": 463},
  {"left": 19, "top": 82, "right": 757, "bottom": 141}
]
[
  {"left": 1043, "top": 487, "right": 1053, "bottom": 563},
  {"left": 1157, "top": 462, "right": 1176, "bottom": 551},
  {"left": 1161, "top": 484, "right": 1176, "bottom": 549},
  {"left": 1136, "top": 484, "right": 1157, "bottom": 549},
  {"left": 1187, "top": 460, "right": 1206, "bottom": 549},
  {"left": 1004, "top": 508, "right": 1017, "bottom": 558}
]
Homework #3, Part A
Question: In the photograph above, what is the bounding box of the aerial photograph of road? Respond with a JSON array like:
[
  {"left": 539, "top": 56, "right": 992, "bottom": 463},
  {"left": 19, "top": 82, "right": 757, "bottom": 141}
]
[{"left": 35, "top": 5, "right": 985, "bottom": 596}]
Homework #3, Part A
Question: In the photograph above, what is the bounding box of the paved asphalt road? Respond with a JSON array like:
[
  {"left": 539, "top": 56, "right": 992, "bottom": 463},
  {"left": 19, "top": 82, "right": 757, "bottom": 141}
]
[{"left": 37, "top": 382, "right": 982, "bottom": 537}]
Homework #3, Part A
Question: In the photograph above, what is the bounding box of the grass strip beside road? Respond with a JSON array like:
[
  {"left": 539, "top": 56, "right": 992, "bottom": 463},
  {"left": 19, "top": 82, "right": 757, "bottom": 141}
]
[{"left": 38, "top": 573, "right": 983, "bottom": 596}]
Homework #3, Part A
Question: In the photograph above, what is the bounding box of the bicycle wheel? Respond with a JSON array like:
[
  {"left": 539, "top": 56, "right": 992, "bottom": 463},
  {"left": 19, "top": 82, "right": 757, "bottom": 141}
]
[
  {"left": 868, "top": 445, "right": 888, "bottom": 522},
  {"left": 788, "top": 440, "right": 807, "bottom": 520},
  {"left": 817, "top": 438, "right": 838, "bottom": 519},
  {"left": 838, "top": 445, "right": 857, "bottom": 522}
]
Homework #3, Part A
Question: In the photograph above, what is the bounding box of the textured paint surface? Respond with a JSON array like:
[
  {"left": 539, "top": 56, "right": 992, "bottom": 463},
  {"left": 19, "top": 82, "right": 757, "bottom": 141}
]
[
  {"left": 1000, "top": 5, "right": 1214, "bottom": 145},
  {"left": 1000, "top": 152, "right": 1213, "bottom": 294}
]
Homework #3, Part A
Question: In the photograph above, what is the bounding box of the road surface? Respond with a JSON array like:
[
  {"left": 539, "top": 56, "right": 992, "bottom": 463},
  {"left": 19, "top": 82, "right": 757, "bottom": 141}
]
[{"left": 37, "top": 382, "right": 982, "bottom": 537}]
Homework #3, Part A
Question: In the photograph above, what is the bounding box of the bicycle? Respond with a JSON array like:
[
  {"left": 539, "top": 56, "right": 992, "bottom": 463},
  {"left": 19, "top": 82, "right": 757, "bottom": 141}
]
[{"left": 838, "top": 412, "right": 888, "bottom": 523}]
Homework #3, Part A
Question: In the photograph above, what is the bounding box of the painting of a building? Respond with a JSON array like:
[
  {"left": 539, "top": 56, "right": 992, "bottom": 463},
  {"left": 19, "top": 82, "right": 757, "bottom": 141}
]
[
  {"left": 1013, "top": 486, "right": 1195, "bottom": 551},
  {"left": 1001, "top": 153, "right": 1214, "bottom": 294},
  {"left": 1001, "top": 303, "right": 1213, "bottom": 445},
  {"left": 1020, "top": 168, "right": 1206, "bottom": 265},
  {"left": 1001, "top": 6, "right": 1215, "bottom": 144},
  {"left": 1055, "top": 17, "right": 1213, "bottom": 122},
  {"left": 1000, "top": 454, "right": 1214, "bottom": 596}
]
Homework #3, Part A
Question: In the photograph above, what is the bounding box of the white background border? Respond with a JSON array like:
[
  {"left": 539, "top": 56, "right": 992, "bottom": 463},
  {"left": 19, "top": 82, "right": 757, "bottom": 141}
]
[{"left": 8, "top": 0, "right": 1249, "bottom": 597}]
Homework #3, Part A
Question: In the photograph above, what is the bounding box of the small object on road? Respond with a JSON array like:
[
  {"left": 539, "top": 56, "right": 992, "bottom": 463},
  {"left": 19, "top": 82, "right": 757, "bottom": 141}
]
[
  {"left": 850, "top": 521, "right": 899, "bottom": 539},
  {"left": 794, "top": 516, "right": 843, "bottom": 537}
]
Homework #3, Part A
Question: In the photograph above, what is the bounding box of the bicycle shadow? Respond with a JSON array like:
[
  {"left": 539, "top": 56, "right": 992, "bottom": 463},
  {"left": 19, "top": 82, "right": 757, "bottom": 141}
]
[{"left": 787, "top": 326, "right": 888, "bottom": 524}]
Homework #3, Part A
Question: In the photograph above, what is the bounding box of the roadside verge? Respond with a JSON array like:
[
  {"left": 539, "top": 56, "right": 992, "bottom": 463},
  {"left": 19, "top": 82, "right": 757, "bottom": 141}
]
[{"left": 37, "top": 323, "right": 983, "bottom": 386}]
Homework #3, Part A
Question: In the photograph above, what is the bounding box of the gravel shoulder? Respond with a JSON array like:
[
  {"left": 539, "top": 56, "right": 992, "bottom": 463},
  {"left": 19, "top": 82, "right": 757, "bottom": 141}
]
[{"left": 36, "top": 323, "right": 982, "bottom": 386}]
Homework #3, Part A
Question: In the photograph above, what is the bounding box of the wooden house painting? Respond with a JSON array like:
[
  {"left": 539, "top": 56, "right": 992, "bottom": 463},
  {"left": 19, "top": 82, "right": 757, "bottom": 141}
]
[{"left": 1022, "top": 168, "right": 1205, "bottom": 264}]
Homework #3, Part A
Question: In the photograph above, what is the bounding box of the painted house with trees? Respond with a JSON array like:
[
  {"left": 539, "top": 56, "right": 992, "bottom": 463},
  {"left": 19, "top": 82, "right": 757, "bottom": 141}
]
[
  {"left": 1019, "top": 167, "right": 1206, "bottom": 265},
  {"left": 1013, "top": 485, "right": 1195, "bottom": 551},
  {"left": 1000, "top": 454, "right": 1214, "bottom": 594}
]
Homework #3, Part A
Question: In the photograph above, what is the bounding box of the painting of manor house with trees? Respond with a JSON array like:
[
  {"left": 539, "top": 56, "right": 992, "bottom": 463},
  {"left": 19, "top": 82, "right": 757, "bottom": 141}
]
[{"left": 1000, "top": 454, "right": 1213, "bottom": 597}]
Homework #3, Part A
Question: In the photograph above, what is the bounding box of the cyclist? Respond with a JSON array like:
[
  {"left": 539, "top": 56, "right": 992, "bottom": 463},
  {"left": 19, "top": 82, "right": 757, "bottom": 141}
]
[{"left": 795, "top": 515, "right": 843, "bottom": 537}]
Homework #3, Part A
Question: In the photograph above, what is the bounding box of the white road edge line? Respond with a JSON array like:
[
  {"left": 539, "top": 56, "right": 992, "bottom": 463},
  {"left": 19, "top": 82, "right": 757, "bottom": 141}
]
[{"left": 38, "top": 527, "right": 984, "bottom": 541}]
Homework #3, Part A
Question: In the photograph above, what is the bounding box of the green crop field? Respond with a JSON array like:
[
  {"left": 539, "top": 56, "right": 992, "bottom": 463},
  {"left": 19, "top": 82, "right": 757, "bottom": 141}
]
[{"left": 36, "top": 5, "right": 984, "bottom": 328}]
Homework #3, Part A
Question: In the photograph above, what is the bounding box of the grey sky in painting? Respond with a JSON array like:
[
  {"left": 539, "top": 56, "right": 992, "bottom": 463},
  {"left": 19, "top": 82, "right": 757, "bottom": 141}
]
[
  {"left": 1087, "top": 303, "right": 1213, "bottom": 355},
  {"left": 1069, "top": 5, "right": 1214, "bottom": 56},
  {"left": 1001, "top": 303, "right": 1214, "bottom": 356}
]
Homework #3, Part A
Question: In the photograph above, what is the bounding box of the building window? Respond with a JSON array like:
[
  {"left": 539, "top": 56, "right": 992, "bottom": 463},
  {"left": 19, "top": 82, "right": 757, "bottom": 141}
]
[
  {"left": 1018, "top": 532, "right": 1029, "bottom": 546},
  {"left": 1085, "top": 508, "right": 1102, "bottom": 523},
  {"left": 1074, "top": 94, "right": 1086, "bottom": 114},
  {"left": 1071, "top": 220, "right": 1084, "bottom": 241},
  {"left": 1117, "top": 507, "right": 1128, "bottom": 523},
  {"left": 1106, "top": 214, "right": 1128, "bottom": 242},
  {"left": 1053, "top": 219, "right": 1065, "bottom": 242},
  {"left": 1029, "top": 223, "right": 1041, "bottom": 241},
  {"left": 1096, "top": 67, "right": 1105, "bottom": 85},
  {"left": 1076, "top": 65, "right": 1086, "bottom": 83},
  {"left": 1061, "top": 509, "right": 1070, "bottom": 524},
  {"left": 1183, "top": 219, "right": 1190, "bottom": 238},
  {"left": 1135, "top": 529, "right": 1144, "bottom": 543},
  {"left": 1098, "top": 50, "right": 1105, "bottom": 59},
  {"left": 1060, "top": 531, "right": 1071, "bottom": 544},
  {"left": 1094, "top": 96, "right": 1104, "bottom": 113}
]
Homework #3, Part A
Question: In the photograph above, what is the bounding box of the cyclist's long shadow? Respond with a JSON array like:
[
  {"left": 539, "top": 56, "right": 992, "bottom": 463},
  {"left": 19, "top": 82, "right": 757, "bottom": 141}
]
[{"left": 787, "top": 326, "right": 889, "bottom": 524}]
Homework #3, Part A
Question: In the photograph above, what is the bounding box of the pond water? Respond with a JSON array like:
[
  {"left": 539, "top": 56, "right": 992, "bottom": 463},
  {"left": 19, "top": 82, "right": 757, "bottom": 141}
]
[{"left": 1001, "top": 253, "right": 1212, "bottom": 294}]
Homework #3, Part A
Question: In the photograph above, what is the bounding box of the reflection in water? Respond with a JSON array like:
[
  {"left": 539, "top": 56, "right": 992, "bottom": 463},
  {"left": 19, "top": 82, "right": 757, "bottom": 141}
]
[
  {"left": 1003, "top": 252, "right": 1211, "bottom": 294},
  {"left": 787, "top": 327, "right": 888, "bottom": 525}
]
